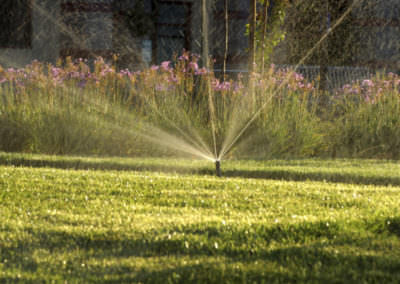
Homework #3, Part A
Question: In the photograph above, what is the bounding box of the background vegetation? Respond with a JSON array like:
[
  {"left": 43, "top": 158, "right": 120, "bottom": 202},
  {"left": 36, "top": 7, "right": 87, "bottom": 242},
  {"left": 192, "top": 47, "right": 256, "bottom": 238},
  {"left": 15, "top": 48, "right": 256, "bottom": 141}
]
[{"left": 0, "top": 55, "right": 399, "bottom": 159}]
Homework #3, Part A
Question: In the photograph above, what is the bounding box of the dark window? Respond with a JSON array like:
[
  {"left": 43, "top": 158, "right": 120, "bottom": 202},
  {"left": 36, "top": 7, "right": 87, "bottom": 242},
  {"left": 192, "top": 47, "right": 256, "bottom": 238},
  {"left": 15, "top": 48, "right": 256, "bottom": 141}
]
[
  {"left": 0, "top": 0, "right": 32, "bottom": 48},
  {"left": 212, "top": 0, "right": 249, "bottom": 68},
  {"left": 154, "top": 1, "right": 191, "bottom": 63}
]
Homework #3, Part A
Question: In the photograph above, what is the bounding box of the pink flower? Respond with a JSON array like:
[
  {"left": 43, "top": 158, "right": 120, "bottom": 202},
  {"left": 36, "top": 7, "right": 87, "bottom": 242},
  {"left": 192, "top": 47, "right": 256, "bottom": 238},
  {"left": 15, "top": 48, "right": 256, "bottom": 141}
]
[
  {"left": 213, "top": 80, "right": 231, "bottom": 91},
  {"left": 178, "top": 53, "right": 189, "bottom": 61},
  {"left": 192, "top": 53, "right": 200, "bottom": 60},
  {"left": 150, "top": 65, "right": 159, "bottom": 71},
  {"left": 233, "top": 82, "right": 243, "bottom": 92},
  {"left": 161, "top": 61, "right": 171, "bottom": 71},
  {"left": 51, "top": 67, "right": 62, "bottom": 77},
  {"left": 294, "top": 73, "right": 304, "bottom": 81},
  {"left": 188, "top": 61, "right": 198, "bottom": 72},
  {"left": 195, "top": 67, "right": 208, "bottom": 75},
  {"left": 306, "top": 83, "right": 314, "bottom": 90},
  {"left": 68, "top": 71, "right": 80, "bottom": 79},
  {"left": 362, "top": 79, "right": 374, "bottom": 88},
  {"left": 119, "top": 69, "right": 132, "bottom": 77}
]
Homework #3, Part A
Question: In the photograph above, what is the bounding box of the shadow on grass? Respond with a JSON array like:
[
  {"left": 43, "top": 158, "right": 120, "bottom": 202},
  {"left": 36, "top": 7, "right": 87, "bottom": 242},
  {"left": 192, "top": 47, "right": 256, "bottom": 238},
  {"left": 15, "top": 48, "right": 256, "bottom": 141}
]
[
  {"left": 223, "top": 168, "right": 400, "bottom": 186},
  {"left": 4, "top": 221, "right": 342, "bottom": 258},
  {"left": 0, "top": 154, "right": 209, "bottom": 174},
  {"left": 1, "top": 153, "right": 400, "bottom": 186},
  {"left": 1, "top": 219, "right": 400, "bottom": 283}
]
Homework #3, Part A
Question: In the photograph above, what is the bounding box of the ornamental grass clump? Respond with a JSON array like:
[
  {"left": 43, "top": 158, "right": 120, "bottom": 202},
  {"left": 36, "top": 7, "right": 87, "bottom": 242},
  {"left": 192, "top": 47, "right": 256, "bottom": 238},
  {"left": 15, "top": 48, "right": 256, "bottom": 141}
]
[
  {"left": 1, "top": 52, "right": 399, "bottom": 159},
  {"left": 329, "top": 72, "right": 400, "bottom": 158},
  {"left": 0, "top": 58, "right": 139, "bottom": 155},
  {"left": 0, "top": 54, "right": 324, "bottom": 158},
  {"left": 233, "top": 66, "right": 324, "bottom": 159}
]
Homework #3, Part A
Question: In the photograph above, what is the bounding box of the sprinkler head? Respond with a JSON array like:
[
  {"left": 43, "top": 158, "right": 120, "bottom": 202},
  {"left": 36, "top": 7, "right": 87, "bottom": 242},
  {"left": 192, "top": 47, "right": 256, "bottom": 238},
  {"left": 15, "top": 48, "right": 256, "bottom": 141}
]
[{"left": 215, "top": 160, "right": 221, "bottom": 177}]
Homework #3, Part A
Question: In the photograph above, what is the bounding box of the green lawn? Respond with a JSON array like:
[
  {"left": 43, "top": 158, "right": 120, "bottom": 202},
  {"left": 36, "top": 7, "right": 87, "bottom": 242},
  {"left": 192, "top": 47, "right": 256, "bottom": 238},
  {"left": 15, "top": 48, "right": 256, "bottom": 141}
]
[{"left": 1, "top": 153, "right": 400, "bottom": 283}]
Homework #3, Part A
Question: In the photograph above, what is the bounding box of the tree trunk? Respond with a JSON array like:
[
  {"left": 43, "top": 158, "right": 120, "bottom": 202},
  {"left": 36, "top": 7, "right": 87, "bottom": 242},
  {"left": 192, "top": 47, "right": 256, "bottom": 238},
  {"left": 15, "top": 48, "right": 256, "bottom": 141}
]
[
  {"left": 248, "top": 0, "right": 257, "bottom": 74},
  {"left": 261, "top": 0, "right": 270, "bottom": 74},
  {"left": 201, "top": 0, "right": 209, "bottom": 69},
  {"left": 223, "top": 0, "right": 229, "bottom": 78}
]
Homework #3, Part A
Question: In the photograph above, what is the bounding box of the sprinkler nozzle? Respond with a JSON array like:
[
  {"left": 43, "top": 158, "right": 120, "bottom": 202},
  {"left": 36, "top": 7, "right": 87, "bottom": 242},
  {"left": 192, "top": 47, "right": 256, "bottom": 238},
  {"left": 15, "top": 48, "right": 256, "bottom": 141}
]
[{"left": 215, "top": 160, "right": 221, "bottom": 177}]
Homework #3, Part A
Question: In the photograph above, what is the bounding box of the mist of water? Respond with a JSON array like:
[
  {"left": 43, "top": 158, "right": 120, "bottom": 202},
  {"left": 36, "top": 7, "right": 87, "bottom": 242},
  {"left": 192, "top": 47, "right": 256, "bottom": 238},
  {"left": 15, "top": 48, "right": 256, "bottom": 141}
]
[
  {"left": 218, "top": 0, "right": 361, "bottom": 161},
  {"left": 1, "top": 0, "right": 397, "bottom": 174}
]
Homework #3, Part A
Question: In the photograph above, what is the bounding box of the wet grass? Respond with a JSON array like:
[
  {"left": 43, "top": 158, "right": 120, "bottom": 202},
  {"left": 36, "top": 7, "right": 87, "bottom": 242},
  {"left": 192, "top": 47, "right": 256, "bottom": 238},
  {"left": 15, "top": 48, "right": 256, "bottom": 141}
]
[{"left": 1, "top": 153, "right": 400, "bottom": 283}]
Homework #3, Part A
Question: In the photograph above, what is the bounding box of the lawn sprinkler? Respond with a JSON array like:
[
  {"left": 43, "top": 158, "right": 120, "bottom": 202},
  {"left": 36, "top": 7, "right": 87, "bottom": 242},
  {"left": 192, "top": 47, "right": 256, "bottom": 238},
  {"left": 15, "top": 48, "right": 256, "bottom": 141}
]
[{"left": 215, "top": 159, "right": 221, "bottom": 177}]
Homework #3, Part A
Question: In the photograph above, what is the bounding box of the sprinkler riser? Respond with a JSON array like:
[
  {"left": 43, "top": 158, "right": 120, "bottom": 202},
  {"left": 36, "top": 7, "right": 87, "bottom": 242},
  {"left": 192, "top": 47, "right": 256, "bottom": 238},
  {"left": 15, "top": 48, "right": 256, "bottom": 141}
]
[{"left": 215, "top": 160, "right": 221, "bottom": 177}]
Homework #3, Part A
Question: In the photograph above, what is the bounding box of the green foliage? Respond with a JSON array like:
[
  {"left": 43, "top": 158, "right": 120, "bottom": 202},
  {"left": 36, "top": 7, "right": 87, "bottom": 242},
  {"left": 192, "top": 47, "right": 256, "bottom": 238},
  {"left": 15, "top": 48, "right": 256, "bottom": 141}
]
[
  {"left": 0, "top": 57, "right": 399, "bottom": 160},
  {"left": 282, "top": 0, "right": 399, "bottom": 68},
  {"left": 237, "top": 85, "right": 325, "bottom": 159},
  {"left": 328, "top": 74, "right": 400, "bottom": 159},
  {"left": 1, "top": 156, "right": 400, "bottom": 282},
  {"left": 0, "top": 57, "right": 321, "bottom": 159},
  {"left": 246, "top": 0, "right": 289, "bottom": 67}
]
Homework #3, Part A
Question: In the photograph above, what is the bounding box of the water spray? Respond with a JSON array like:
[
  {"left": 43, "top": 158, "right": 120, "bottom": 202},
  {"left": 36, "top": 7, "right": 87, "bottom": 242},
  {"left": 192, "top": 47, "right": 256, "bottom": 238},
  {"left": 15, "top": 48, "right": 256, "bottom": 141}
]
[{"left": 215, "top": 159, "right": 221, "bottom": 177}]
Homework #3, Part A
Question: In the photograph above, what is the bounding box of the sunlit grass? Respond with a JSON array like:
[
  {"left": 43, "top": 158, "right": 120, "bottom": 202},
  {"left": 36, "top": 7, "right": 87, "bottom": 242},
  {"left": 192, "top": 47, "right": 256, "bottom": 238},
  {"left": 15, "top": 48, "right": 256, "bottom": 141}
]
[{"left": 1, "top": 154, "right": 400, "bottom": 282}]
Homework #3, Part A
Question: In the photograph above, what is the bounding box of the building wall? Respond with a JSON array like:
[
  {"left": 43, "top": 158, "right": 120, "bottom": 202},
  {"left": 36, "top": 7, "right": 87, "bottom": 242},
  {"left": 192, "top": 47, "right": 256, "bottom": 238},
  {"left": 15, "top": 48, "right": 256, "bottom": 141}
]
[
  {"left": 0, "top": 0, "right": 61, "bottom": 68},
  {"left": 0, "top": 0, "right": 247, "bottom": 70},
  {"left": 1, "top": 0, "right": 397, "bottom": 72}
]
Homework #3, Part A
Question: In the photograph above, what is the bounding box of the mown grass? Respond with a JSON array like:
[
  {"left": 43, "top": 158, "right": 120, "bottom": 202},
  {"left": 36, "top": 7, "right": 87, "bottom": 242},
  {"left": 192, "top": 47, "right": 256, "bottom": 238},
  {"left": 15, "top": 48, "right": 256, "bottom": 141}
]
[
  {"left": 1, "top": 153, "right": 400, "bottom": 283},
  {"left": 2, "top": 152, "right": 400, "bottom": 186}
]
